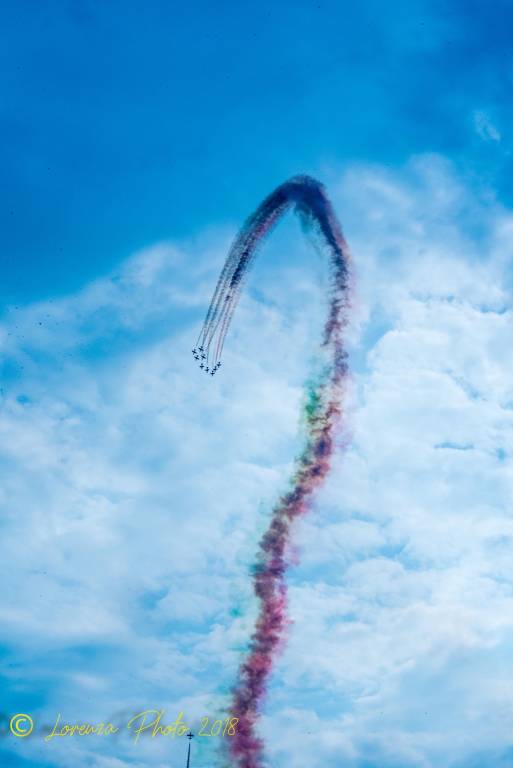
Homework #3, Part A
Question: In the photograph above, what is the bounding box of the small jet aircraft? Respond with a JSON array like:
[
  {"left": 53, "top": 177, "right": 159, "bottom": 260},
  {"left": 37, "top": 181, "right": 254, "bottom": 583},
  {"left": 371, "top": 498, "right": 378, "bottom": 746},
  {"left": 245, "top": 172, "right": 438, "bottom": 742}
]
[
  {"left": 210, "top": 370, "right": 215, "bottom": 376},
  {"left": 201, "top": 354, "right": 206, "bottom": 359},
  {"left": 200, "top": 363, "right": 204, "bottom": 369},
  {"left": 205, "top": 367, "right": 209, "bottom": 373}
]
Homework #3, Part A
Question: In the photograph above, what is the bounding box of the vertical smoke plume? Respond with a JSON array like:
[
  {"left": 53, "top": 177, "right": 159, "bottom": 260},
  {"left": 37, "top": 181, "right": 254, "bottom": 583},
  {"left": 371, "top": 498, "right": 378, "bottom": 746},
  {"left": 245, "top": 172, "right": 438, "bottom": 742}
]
[{"left": 194, "top": 176, "right": 352, "bottom": 767}]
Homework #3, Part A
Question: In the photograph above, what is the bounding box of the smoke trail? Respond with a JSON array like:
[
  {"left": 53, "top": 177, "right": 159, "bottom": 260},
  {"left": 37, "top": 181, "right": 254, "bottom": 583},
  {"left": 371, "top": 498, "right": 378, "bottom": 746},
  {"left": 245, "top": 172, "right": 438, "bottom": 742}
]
[{"left": 195, "top": 176, "right": 352, "bottom": 766}]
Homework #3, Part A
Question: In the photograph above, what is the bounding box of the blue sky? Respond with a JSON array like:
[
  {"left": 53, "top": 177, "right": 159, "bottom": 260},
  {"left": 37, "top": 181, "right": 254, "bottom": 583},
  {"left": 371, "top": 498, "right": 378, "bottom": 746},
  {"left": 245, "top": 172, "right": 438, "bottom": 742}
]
[
  {"left": 3, "top": 2, "right": 513, "bottom": 768},
  {"left": 2, "top": 0, "right": 512, "bottom": 303}
]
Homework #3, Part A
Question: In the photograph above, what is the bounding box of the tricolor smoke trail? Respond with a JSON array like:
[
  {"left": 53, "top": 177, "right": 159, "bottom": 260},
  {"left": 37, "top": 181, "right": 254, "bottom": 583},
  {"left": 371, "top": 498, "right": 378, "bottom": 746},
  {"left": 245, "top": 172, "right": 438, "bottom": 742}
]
[{"left": 195, "top": 176, "right": 352, "bottom": 768}]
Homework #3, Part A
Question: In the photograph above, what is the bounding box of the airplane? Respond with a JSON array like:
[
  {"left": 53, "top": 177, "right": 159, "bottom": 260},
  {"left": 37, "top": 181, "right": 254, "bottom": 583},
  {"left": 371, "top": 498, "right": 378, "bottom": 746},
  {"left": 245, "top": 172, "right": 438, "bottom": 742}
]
[
  {"left": 201, "top": 354, "right": 206, "bottom": 359},
  {"left": 194, "top": 355, "right": 199, "bottom": 360},
  {"left": 205, "top": 367, "right": 209, "bottom": 373},
  {"left": 210, "top": 370, "right": 215, "bottom": 376},
  {"left": 200, "top": 363, "right": 204, "bottom": 369},
  {"left": 198, "top": 346, "right": 204, "bottom": 352}
]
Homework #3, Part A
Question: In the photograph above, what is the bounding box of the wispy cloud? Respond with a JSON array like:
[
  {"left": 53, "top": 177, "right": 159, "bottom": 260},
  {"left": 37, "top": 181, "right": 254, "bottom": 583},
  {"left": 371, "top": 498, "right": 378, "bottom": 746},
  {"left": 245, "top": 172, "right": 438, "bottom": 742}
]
[{"left": 473, "top": 110, "right": 501, "bottom": 143}]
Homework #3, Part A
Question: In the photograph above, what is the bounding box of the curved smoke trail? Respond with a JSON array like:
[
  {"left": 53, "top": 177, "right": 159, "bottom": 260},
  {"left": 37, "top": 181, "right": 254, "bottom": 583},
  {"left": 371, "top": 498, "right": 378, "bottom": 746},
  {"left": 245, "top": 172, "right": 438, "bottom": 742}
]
[{"left": 194, "top": 175, "right": 352, "bottom": 767}]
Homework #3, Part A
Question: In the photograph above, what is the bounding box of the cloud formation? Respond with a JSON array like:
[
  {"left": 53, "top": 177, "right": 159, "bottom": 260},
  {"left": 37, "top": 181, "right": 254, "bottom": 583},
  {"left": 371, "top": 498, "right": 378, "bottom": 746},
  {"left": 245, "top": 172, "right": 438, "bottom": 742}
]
[{"left": 2, "top": 156, "right": 513, "bottom": 768}]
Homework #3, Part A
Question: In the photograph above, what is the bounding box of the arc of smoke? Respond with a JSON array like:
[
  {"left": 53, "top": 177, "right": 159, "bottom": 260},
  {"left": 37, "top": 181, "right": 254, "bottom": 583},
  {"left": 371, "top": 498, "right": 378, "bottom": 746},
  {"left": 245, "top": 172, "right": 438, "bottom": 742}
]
[{"left": 196, "top": 176, "right": 352, "bottom": 768}]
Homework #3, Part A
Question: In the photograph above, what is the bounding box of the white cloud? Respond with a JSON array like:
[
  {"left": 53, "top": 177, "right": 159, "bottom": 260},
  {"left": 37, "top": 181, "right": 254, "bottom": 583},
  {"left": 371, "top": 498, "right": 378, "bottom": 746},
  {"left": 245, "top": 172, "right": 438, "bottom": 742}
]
[
  {"left": 474, "top": 110, "right": 502, "bottom": 143},
  {"left": 2, "top": 156, "right": 513, "bottom": 767}
]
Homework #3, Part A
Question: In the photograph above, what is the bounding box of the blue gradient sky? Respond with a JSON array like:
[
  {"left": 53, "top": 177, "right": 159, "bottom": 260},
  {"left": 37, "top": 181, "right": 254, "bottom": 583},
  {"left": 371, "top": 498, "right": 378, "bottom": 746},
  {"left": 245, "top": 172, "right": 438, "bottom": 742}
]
[
  {"left": 3, "top": 3, "right": 513, "bottom": 768},
  {"left": 2, "top": 0, "right": 512, "bottom": 302}
]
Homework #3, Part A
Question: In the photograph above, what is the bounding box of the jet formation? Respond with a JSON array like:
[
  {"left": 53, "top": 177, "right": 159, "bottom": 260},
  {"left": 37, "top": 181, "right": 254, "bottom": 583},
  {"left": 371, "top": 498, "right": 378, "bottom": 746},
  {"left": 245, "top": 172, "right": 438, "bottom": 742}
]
[
  {"left": 191, "top": 175, "right": 352, "bottom": 768},
  {"left": 191, "top": 346, "right": 222, "bottom": 376}
]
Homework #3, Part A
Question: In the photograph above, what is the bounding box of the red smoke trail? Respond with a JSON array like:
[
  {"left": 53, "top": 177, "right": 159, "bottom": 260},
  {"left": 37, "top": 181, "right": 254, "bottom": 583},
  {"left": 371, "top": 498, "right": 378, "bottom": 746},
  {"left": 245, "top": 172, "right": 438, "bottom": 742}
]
[{"left": 195, "top": 176, "right": 352, "bottom": 766}]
